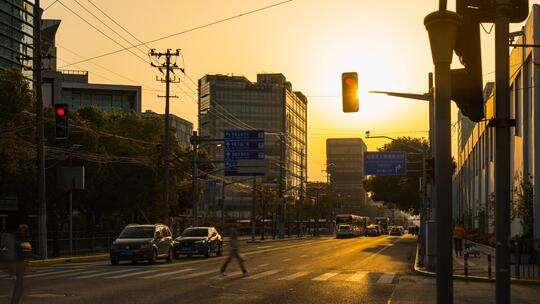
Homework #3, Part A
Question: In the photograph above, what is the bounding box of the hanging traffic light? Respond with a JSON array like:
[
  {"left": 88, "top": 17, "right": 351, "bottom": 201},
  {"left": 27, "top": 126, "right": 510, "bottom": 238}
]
[
  {"left": 457, "top": 0, "right": 529, "bottom": 23},
  {"left": 342, "top": 72, "right": 359, "bottom": 112},
  {"left": 451, "top": 0, "right": 485, "bottom": 122},
  {"left": 54, "top": 103, "right": 69, "bottom": 139}
]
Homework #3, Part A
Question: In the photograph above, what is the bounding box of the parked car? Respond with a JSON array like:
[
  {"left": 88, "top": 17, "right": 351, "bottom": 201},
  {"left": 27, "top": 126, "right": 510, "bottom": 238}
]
[
  {"left": 365, "top": 225, "right": 379, "bottom": 236},
  {"left": 109, "top": 223, "right": 174, "bottom": 265},
  {"left": 173, "top": 227, "right": 223, "bottom": 258},
  {"left": 390, "top": 226, "right": 404, "bottom": 236}
]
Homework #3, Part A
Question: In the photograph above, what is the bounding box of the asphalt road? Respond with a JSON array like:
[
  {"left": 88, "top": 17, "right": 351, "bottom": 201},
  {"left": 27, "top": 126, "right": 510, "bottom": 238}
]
[{"left": 1, "top": 235, "right": 539, "bottom": 304}]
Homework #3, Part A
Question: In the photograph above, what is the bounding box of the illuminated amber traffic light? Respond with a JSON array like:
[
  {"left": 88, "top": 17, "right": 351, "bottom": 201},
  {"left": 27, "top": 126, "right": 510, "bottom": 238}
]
[
  {"left": 342, "top": 72, "right": 359, "bottom": 112},
  {"left": 54, "top": 104, "right": 69, "bottom": 139}
]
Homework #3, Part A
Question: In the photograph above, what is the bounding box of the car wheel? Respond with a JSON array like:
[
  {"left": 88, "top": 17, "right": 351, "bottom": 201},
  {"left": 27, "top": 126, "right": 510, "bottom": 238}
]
[
  {"left": 216, "top": 243, "right": 223, "bottom": 256},
  {"left": 166, "top": 247, "right": 173, "bottom": 263},
  {"left": 173, "top": 252, "right": 180, "bottom": 259},
  {"left": 110, "top": 257, "right": 119, "bottom": 266},
  {"left": 148, "top": 249, "right": 157, "bottom": 264}
]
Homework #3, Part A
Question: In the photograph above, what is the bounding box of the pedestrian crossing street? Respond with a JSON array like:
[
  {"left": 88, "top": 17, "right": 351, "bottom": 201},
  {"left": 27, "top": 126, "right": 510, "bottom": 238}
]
[{"left": 0, "top": 265, "right": 410, "bottom": 284}]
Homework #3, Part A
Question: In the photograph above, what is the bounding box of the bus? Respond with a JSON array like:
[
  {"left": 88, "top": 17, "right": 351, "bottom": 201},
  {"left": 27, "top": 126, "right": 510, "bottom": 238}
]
[
  {"left": 335, "top": 214, "right": 369, "bottom": 238},
  {"left": 374, "top": 217, "right": 390, "bottom": 234}
]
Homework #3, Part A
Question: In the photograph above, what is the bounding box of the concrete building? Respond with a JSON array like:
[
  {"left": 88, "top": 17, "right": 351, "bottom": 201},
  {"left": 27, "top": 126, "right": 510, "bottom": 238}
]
[
  {"left": 198, "top": 73, "right": 307, "bottom": 219},
  {"left": 142, "top": 110, "right": 193, "bottom": 148},
  {"left": 0, "top": 0, "right": 35, "bottom": 81},
  {"left": 40, "top": 19, "right": 141, "bottom": 113},
  {"left": 326, "top": 138, "right": 368, "bottom": 214},
  {"left": 454, "top": 4, "right": 540, "bottom": 239}
]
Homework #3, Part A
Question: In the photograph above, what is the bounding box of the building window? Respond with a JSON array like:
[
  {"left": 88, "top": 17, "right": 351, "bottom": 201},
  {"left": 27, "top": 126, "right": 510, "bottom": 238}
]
[{"left": 514, "top": 73, "right": 521, "bottom": 136}]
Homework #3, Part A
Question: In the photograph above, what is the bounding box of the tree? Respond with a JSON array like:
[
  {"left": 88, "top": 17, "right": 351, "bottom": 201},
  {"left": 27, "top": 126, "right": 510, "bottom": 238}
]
[
  {"left": 513, "top": 174, "right": 534, "bottom": 238},
  {"left": 363, "top": 136, "right": 430, "bottom": 214}
]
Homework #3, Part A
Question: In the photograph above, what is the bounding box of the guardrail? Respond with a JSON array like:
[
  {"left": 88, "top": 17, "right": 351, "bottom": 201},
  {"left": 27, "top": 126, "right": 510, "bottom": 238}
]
[{"left": 511, "top": 239, "right": 540, "bottom": 280}]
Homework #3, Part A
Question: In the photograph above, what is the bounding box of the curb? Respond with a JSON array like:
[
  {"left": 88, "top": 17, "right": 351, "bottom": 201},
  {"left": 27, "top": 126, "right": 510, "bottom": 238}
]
[
  {"left": 29, "top": 253, "right": 109, "bottom": 266},
  {"left": 243, "top": 235, "right": 328, "bottom": 244},
  {"left": 413, "top": 244, "right": 540, "bottom": 286}
]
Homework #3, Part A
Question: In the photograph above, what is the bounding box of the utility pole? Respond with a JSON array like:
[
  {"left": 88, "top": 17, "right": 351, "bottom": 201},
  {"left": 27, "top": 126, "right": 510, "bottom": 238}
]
[
  {"left": 251, "top": 176, "right": 256, "bottom": 242},
  {"left": 149, "top": 49, "right": 181, "bottom": 227},
  {"left": 494, "top": 1, "right": 512, "bottom": 302},
  {"left": 34, "top": 0, "right": 47, "bottom": 260},
  {"left": 425, "top": 7, "right": 459, "bottom": 304},
  {"left": 298, "top": 150, "right": 304, "bottom": 238},
  {"left": 191, "top": 131, "right": 199, "bottom": 227}
]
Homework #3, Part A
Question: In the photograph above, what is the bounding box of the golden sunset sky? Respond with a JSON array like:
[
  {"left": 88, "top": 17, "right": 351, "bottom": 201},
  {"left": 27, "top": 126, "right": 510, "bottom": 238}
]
[{"left": 41, "top": 0, "right": 535, "bottom": 181}]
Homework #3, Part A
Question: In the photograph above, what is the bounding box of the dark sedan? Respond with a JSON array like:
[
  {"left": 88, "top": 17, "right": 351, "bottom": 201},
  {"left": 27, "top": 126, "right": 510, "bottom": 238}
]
[
  {"left": 173, "top": 227, "right": 223, "bottom": 258},
  {"left": 109, "top": 224, "right": 173, "bottom": 265}
]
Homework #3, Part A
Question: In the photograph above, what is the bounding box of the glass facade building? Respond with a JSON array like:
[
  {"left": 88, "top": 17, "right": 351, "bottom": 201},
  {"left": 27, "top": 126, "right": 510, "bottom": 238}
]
[
  {"left": 199, "top": 73, "right": 307, "bottom": 219},
  {"left": 0, "top": 0, "right": 34, "bottom": 80}
]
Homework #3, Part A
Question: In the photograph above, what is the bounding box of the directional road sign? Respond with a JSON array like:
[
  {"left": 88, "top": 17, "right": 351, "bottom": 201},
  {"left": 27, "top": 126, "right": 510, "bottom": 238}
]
[
  {"left": 364, "top": 151, "right": 407, "bottom": 176},
  {"left": 224, "top": 130, "right": 265, "bottom": 176}
]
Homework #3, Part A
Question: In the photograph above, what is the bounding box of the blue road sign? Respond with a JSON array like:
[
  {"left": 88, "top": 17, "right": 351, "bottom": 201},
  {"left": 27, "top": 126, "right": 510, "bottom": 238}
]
[
  {"left": 364, "top": 151, "right": 407, "bottom": 176},
  {"left": 224, "top": 130, "right": 265, "bottom": 176}
]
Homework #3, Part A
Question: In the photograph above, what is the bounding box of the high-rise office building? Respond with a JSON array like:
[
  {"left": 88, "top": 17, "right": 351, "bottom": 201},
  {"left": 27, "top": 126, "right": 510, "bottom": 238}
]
[
  {"left": 0, "top": 0, "right": 35, "bottom": 81},
  {"left": 198, "top": 73, "right": 307, "bottom": 219},
  {"left": 326, "top": 138, "right": 367, "bottom": 214}
]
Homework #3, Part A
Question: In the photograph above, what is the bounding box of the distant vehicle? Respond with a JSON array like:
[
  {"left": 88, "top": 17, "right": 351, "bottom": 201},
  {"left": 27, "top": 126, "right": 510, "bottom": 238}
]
[
  {"left": 365, "top": 225, "right": 379, "bottom": 237},
  {"left": 335, "top": 214, "right": 369, "bottom": 238},
  {"left": 374, "top": 217, "right": 390, "bottom": 234},
  {"left": 390, "top": 226, "right": 404, "bottom": 236},
  {"left": 109, "top": 224, "right": 174, "bottom": 265},
  {"left": 372, "top": 225, "right": 382, "bottom": 236},
  {"left": 173, "top": 227, "right": 223, "bottom": 258}
]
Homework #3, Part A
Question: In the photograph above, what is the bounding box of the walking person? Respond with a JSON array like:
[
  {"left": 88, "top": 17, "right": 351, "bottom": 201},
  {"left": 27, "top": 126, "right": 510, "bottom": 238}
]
[
  {"left": 10, "top": 224, "right": 31, "bottom": 304},
  {"left": 220, "top": 225, "right": 248, "bottom": 276},
  {"left": 453, "top": 222, "right": 466, "bottom": 257}
]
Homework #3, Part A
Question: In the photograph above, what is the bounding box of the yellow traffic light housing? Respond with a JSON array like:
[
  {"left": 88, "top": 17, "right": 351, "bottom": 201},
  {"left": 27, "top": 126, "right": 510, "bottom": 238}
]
[{"left": 342, "top": 72, "right": 359, "bottom": 112}]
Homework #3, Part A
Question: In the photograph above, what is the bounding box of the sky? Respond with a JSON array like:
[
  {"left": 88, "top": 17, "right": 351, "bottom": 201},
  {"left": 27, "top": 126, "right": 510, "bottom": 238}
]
[{"left": 41, "top": 0, "right": 537, "bottom": 181}]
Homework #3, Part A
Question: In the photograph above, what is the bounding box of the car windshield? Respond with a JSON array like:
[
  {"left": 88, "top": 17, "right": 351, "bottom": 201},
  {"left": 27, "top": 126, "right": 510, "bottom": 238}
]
[
  {"left": 181, "top": 228, "right": 209, "bottom": 237},
  {"left": 118, "top": 226, "right": 155, "bottom": 239}
]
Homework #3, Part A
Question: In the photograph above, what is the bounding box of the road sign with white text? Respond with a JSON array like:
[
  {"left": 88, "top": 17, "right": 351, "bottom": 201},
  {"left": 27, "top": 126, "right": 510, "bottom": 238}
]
[
  {"left": 364, "top": 151, "right": 407, "bottom": 176},
  {"left": 224, "top": 130, "right": 265, "bottom": 176}
]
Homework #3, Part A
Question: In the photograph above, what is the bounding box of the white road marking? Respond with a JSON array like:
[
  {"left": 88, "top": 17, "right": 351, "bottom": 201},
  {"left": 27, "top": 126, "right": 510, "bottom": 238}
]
[
  {"left": 257, "top": 264, "right": 270, "bottom": 267},
  {"left": 346, "top": 271, "right": 368, "bottom": 282},
  {"left": 300, "top": 254, "right": 308, "bottom": 258},
  {"left": 26, "top": 268, "right": 84, "bottom": 278},
  {"left": 277, "top": 271, "right": 309, "bottom": 280},
  {"left": 211, "top": 271, "right": 242, "bottom": 279},
  {"left": 256, "top": 246, "right": 272, "bottom": 249},
  {"left": 244, "top": 269, "right": 282, "bottom": 280},
  {"left": 377, "top": 272, "right": 396, "bottom": 284},
  {"left": 140, "top": 268, "right": 195, "bottom": 279},
  {"left": 282, "top": 258, "right": 292, "bottom": 262},
  {"left": 312, "top": 272, "right": 339, "bottom": 281},
  {"left": 174, "top": 270, "right": 216, "bottom": 279},
  {"left": 42, "top": 269, "right": 103, "bottom": 279},
  {"left": 106, "top": 269, "right": 162, "bottom": 279},
  {"left": 74, "top": 268, "right": 137, "bottom": 279}
]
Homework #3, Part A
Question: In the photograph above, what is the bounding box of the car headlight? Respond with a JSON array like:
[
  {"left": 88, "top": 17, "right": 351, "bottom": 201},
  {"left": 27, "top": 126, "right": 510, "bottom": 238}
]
[{"left": 195, "top": 240, "right": 207, "bottom": 244}]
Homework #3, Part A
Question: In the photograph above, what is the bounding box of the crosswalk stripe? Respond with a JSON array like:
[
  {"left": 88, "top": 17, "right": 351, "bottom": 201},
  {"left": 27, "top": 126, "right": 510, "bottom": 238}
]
[
  {"left": 312, "top": 272, "right": 339, "bottom": 281},
  {"left": 377, "top": 272, "right": 396, "bottom": 284},
  {"left": 174, "top": 270, "right": 216, "bottom": 279},
  {"left": 245, "top": 269, "right": 281, "bottom": 280},
  {"left": 74, "top": 268, "right": 137, "bottom": 279},
  {"left": 423, "top": 278, "right": 436, "bottom": 284},
  {"left": 210, "top": 271, "right": 242, "bottom": 279},
  {"left": 277, "top": 271, "right": 309, "bottom": 280},
  {"left": 43, "top": 269, "right": 103, "bottom": 279},
  {"left": 257, "top": 264, "right": 270, "bottom": 267},
  {"left": 282, "top": 258, "right": 292, "bottom": 262},
  {"left": 300, "top": 255, "right": 308, "bottom": 258},
  {"left": 107, "top": 269, "right": 162, "bottom": 279},
  {"left": 140, "top": 268, "right": 195, "bottom": 279},
  {"left": 26, "top": 268, "right": 84, "bottom": 278},
  {"left": 346, "top": 271, "right": 368, "bottom": 282}
]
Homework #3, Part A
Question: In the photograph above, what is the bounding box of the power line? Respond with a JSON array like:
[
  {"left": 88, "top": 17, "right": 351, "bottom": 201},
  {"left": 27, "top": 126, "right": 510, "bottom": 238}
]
[{"left": 59, "top": 0, "right": 294, "bottom": 68}]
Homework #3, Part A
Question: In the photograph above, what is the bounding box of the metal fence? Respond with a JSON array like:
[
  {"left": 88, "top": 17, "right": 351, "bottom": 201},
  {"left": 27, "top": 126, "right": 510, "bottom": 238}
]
[
  {"left": 29, "top": 232, "right": 118, "bottom": 257},
  {"left": 511, "top": 239, "right": 540, "bottom": 280}
]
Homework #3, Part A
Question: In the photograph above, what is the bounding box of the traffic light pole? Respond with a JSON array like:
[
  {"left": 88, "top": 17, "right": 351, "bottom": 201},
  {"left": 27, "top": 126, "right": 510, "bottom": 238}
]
[
  {"left": 425, "top": 10, "right": 459, "bottom": 304},
  {"left": 34, "top": 0, "right": 47, "bottom": 260},
  {"left": 494, "top": 1, "right": 512, "bottom": 303}
]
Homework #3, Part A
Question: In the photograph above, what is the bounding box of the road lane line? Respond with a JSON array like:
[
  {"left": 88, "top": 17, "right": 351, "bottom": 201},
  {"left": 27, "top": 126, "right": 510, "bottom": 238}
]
[
  {"left": 42, "top": 269, "right": 103, "bottom": 279},
  {"left": 256, "top": 246, "right": 272, "bottom": 249},
  {"left": 346, "top": 271, "right": 368, "bottom": 282},
  {"left": 74, "top": 268, "right": 137, "bottom": 279},
  {"left": 26, "top": 268, "right": 84, "bottom": 278},
  {"left": 277, "top": 271, "right": 309, "bottom": 280},
  {"left": 210, "top": 270, "right": 242, "bottom": 279},
  {"left": 377, "top": 272, "right": 396, "bottom": 284},
  {"left": 312, "top": 272, "right": 339, "bottom": 281},
  {"left": 140, "top": 268, "right": 195, "bottom": 279},
  {"left": 257, "top": 264, "right": 270, "bottom": 267},
  {"left": 244, "top": 269, "right": 281, "bottom": 280},
  {"left": 174, "top": 270, "right": 216, "bottom": 279},
  {"left": 106, "top": 269, "right": 162, "bottom": 279},
  {"left": 282, "top": 258, "right": 292, "bottom": 262},
  {"left": 300, "top": 254, "right": 308, "bottom": 258}
]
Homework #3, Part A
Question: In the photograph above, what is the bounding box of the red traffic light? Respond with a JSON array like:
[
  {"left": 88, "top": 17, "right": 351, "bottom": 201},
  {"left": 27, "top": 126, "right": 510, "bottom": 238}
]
[
  {"left": 56, "top": 107, "right": 66, "bottom": 116},
  {"left": 344, "top": 77, "right": 355, "bottom": 86}
]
